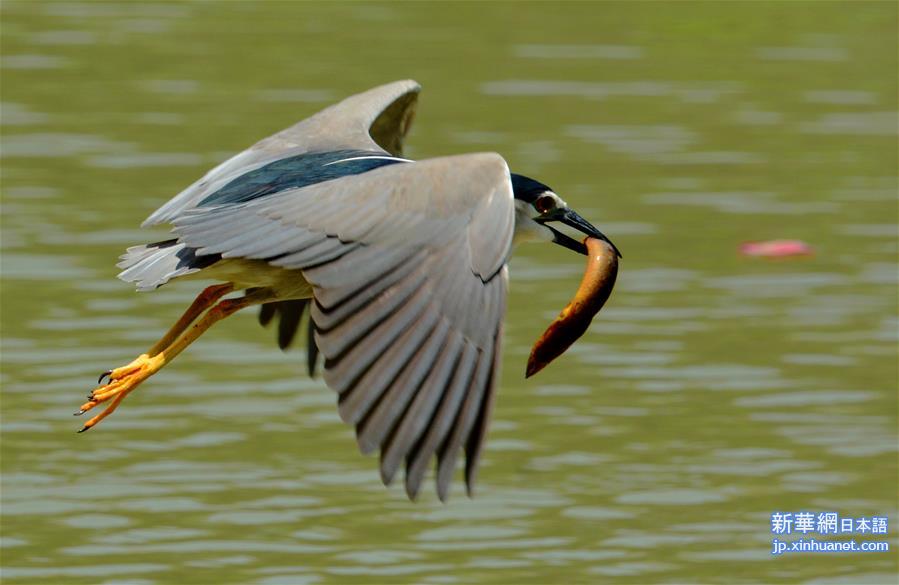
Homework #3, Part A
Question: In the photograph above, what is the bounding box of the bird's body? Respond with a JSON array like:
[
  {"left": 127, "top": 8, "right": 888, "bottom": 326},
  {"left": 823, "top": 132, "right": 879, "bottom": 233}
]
[{"left": 77, "top": 80, "right": 618, "bottom": 501}]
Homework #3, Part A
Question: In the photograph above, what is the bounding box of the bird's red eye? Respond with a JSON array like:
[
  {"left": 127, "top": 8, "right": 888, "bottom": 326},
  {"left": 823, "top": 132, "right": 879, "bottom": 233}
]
[{"left": 535, "top": 194, "right": 555, "bottom": 214}]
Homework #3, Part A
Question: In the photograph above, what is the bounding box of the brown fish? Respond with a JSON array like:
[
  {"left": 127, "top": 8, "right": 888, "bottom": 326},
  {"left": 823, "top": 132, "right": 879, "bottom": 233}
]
[{"left": 526, "top": 236, "right": 619, "bottom": 378}]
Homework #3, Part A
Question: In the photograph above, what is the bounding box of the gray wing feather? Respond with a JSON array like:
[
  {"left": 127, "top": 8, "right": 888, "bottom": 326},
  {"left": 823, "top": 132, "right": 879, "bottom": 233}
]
[
  {"left": 404, "top": 342, "right": 479, "bottom": 499},
  {"left": 173, "top": 152, "right": 513, "bottom": 500},
  {"left": 435, "top": 338, "right": 496, "bottom": 502},
  {"left": 358, "top": 316, "right": 451, "bottom": 458},
  {"left": 432, "top": 270, "right": 506, "bottom": 500},
  {"left": 185, "top": 211, "right": 273, "bottom": 253},
  {"left": 465, "top": 280, "right": 507, "bottom": 495},
  {"left": 271, "top": 238, "right": 360, "bottom": 268},
  {"left": 276, "top": 299, "right": 306, "bottom": 350},
  {"left": 224, "top": 225, "right": 316, "bottom": 259},
  {"left": 380, "top": 329, "right": 464, "bottom": 484},
  {"left": 314, "top": 268, "right": 428, "bottom": 358},
  {"left": 337, "top": 307, "right": 441, "bottom": 424},
  {"left": 206, "top": 220, "right": 308, "bottom": 257},
  {"left": 470, "top": 193, "right": 516, "bottom": 279},
  {"left": 144, "top": 80, "right": 420, "bottom": 227},
  {"left": 258, "top": 302, "right": 277, "bottom": 326},
  {"left": 306, "top": 317, "right": 319, "bottom": 377},
  {"left": 256, "top": 301, "right": 321, "bottom": 372},
  {"left": 313, "top": 247, "right": 424, "bottom": 310},
  {"left": 322, "top": 284, "right": 434, "bottom": 404},
  {"left": 312, "top": 251, "right": 425, "bottom": 330}
]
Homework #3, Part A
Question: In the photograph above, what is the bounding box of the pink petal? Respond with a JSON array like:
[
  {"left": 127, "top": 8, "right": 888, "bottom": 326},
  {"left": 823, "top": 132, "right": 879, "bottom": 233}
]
[{"left": 740, "top": 240, "right": 814, "bottom": 257}]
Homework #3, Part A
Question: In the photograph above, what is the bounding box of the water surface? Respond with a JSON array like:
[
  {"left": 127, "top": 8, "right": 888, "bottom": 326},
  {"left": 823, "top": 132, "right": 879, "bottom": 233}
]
[{"left": 2, "top": 2, "right": 897, "bottom": 584}]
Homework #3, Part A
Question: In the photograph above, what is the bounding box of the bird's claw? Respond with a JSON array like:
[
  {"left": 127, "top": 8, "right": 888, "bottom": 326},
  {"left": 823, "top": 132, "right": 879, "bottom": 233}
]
[{"left": 76, "top": 354, "right": 161, "bottom": 433}]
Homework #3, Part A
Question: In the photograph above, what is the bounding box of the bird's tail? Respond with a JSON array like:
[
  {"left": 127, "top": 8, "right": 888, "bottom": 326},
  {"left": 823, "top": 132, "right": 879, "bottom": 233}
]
[{"left": 117, "top": 239, "right": 219, "bottom": 291}]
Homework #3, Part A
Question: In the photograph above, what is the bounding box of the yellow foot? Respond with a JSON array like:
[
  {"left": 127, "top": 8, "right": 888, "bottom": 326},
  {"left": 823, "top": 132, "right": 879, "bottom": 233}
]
[{"left": 75, "top": 353, "right": 165, "bottom": 432}]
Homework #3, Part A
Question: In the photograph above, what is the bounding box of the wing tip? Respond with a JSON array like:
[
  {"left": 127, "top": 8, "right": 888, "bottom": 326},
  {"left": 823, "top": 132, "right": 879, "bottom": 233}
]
[{"left": 376, "top": 79, "right": 421, "bottom": 96}]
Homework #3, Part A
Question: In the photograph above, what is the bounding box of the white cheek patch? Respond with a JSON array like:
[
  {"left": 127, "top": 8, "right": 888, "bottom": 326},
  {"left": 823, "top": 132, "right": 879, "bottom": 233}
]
[{"left": 513, "top": 205, "right": 553, "bottom": 245}]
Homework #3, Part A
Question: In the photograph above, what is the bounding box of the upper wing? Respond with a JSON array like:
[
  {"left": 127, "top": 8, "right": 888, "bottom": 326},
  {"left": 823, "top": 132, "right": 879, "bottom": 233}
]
[
  {"left": 144, "top": 79, "right": 420, "bottom": 227},
  {"left": 173, "top": 153, "right": 514, "bottom": 501}
]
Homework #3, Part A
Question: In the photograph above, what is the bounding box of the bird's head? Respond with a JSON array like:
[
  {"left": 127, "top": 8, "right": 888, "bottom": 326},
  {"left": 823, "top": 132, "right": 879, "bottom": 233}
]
[{"left": 510, "top": 173, "right": 621, "bottom": 257}]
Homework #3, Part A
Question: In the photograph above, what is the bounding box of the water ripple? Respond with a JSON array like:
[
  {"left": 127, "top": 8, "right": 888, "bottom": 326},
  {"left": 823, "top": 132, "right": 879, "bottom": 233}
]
[{"left": 513, "top": 44, "right": 644, "bottom": 60}]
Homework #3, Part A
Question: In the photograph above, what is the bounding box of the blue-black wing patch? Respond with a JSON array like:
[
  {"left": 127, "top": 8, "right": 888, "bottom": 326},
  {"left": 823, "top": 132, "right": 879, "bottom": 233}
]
[{"left": 198, "top": 149, "right": 408, "bottom": 207}]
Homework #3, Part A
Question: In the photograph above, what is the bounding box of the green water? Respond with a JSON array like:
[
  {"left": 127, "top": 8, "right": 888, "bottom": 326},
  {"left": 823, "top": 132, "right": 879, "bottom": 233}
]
[{"left": 1, "top": 2, "right": 897, "bottom": 584}]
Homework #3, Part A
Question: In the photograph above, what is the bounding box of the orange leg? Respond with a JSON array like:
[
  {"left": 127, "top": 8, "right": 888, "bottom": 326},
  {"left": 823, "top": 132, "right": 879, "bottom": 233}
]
[
  {"left": 94, "top": 283, "right": 235, "bottom": 386},
  {"left": 77, "top": 286, "right": 271, "bottom": 432}
]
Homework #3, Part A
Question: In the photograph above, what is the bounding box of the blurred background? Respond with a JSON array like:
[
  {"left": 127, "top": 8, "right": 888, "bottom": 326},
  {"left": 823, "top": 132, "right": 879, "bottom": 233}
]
[{"left": 1, "top": 2, "right": 896, "bottom": 584}]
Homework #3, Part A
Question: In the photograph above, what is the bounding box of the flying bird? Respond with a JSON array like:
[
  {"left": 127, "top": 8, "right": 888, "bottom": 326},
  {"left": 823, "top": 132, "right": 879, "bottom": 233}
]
[{"left": 76, "top": 80, "right": 618, "bottom": 501}]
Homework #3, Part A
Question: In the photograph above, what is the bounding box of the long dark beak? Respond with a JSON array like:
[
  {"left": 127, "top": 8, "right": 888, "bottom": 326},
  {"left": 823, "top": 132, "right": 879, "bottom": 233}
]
[{"left": 537, "top": 209, "right": 621, "bottom": 257}]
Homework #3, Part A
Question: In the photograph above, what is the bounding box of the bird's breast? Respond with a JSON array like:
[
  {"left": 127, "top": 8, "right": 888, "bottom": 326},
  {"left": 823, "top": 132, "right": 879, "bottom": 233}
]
[{"left": 198, "top": 259, "right": 313, "bottom": 300}]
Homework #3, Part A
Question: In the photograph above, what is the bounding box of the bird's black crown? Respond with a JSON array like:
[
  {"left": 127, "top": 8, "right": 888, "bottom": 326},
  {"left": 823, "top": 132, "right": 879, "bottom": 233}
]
[{"left": 510, "top": 173, "right": 551, "bottom": 203}]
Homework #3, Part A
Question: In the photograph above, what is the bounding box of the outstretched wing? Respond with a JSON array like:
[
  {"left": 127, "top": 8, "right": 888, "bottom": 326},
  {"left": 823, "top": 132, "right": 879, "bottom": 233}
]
[
  {"left": 173, "top": 153, "right": 514, "bottom": 501},
  {"left": 144, "top": 79, "right": 420, "bottom": 227}
]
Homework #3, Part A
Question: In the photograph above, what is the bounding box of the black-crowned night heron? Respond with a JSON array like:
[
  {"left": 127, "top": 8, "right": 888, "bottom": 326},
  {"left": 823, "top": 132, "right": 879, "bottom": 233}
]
[{"left": 76, "top": 80, "right": 618, "bottom": 500}]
